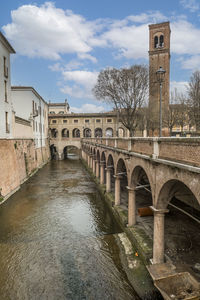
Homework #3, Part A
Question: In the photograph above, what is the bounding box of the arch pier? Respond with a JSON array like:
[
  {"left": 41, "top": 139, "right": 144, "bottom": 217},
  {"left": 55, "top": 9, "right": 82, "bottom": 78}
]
[{"left": 81, "top": 137, "right": 200, "bottom": 278}]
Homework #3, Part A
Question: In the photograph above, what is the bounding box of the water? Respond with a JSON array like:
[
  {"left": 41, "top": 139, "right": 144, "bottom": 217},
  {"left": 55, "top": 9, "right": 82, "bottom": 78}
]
[{"left": 0, "top": 157, "right": 139, "bottom": 300}]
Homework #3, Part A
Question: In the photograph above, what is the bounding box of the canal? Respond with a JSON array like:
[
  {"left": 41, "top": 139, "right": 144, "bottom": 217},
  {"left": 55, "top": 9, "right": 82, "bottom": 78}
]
[{"left": 0, "top": 157, "right": 140, "bottom": 299}]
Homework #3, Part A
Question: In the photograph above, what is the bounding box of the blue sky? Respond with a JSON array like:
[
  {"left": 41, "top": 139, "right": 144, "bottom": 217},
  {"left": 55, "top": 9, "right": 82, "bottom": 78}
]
[{"left": 1, "top": 0, "right": 200, "bottom": 112}]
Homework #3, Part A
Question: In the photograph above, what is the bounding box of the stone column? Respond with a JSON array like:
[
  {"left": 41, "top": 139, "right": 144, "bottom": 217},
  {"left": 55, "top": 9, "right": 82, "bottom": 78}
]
[
  {"left": 92, "top": 159, "right": 96, "bottom": 174},
  {"left": 96, "top": 161, "right": 100, "bottom": 178},
  {"left": 114, "top": 175, "right": 122, "bottom": 206},
  {"left": 87, "top": 154, "right": 90, "bottom": 166},
  {"left": 106, "top": 167, "right": 112, "bottom": 193},
  {"left": 81, "top": 150, "right": 84, "bottom": 159},
  {"left": 100, "top": 162, "right": 105, "bottom": 184},
  {"left": 90, "top": 155, "right": 93, "bottom": 169},
  {"left": 151, "top": 206, "right": 169, "bottom": 264},
  {"left": 127, "top": 186, "right": 136, "bottom": 226}
]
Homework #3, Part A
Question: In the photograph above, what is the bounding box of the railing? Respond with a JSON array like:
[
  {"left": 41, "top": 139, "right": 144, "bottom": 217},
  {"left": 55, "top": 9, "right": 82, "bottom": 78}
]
[{"left": 82, "top": 137, "right": 200, "bottom": 168}]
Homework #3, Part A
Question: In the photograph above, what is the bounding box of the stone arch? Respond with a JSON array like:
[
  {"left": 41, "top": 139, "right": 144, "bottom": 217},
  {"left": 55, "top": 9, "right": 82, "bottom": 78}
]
[
  {"left": 116, "top": 158, "right": 128, "bottom": 211},
  {"left": 130, "top": 165, "right": 153, "bottom": 219},
  {"left": 156, "top": 179, "right": 199, "bottom": 210},
  {"left": 155, "top": 179, "right": 200, "bottom": 269},
  {"left": 107, "top": 153, "right": 114, "bottom": 169},
  {"left": 96, "top": 149, "right": 100, "bottom": 163},
  {"left": 105, "top": 127, "right": 113, "bottom": 137},
  {"left": 63, "top": 145, "right": 80, "bottom": 159},
  {"left": 101, "top": 151, "right": 106, "bottom": 163},
  {"left": 51, "top": 128, "right": 58, "bottom": 138},
  {"left": 100, "top": 151, "right": 106, "bottom": 184},
  {"left": 72, "top": 128, "right": 80, "bottom": 138},
  {"left": 62, "top": 128, "right": 69, "bottom": 138},
  {"left": 95, "top": 128, "right": 102, "bottom": 138},
  {"left": 106, "top": 153, "right": 115, "bottom": 193},
  {"left": 83, "top": 128, "right": 91, "bottom": 138}
]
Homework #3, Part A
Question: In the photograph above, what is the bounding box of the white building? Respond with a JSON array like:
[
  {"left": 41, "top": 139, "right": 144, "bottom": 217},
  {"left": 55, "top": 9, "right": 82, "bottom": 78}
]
[
  {"left": 0, "top": 32, "right": 15, "bottom": 138},
  {"left": 11, "top": 86, "right": 49, "bottom": 149}
]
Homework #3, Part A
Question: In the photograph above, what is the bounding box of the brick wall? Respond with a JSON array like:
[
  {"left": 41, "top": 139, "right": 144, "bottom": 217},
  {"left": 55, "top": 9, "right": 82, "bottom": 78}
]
[
  {"left": 159, "top": 139, "right": 200, "bottom": 167},
  {"left": 0, "top": 139, "right": 50, "bottom": 199},
  {"left": 131, "top": 140, "right": 153, "bottom": 155}
]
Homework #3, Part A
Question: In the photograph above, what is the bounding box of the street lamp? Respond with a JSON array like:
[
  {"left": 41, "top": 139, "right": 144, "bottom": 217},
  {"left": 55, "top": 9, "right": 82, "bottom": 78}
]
[{"left": 156, "top": 66, "right": 166, "bottom": 137}]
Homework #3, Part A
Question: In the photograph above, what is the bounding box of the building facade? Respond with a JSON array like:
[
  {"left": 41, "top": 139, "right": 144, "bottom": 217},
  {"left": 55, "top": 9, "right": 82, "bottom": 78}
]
[
  {"left": 0, "top": 32, "right": 15, "bottom": 138},
  {"left": 11, "top": 86, "right": 49, "bottom": 149},
  {"left": 48, "top": 105, "right": 128, "bottom": 159}
]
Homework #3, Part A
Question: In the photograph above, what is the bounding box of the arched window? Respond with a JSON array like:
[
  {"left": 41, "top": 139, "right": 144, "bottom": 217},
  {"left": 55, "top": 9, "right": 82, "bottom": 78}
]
[
  {"left": 160, "top": 35, "right": 164, "bottom": 47},
  {"left": 62, "top": 128, "right": 69, "bottom": 138},
  {"left": 95, "top": 128, "right": 102, "bottom": 137},
  {"left": 72, "top": 128, "right": 80, "bottom": 138},
  {"left": 118, "top": 127, "right": 125, "bottom": 137},
  {"left": 51, "top": 128, "right": 58, "bottom": 138},
  {"left": 105, "top": 128, "right": 113, "bottom": 137},
  {"left": 154, "top": 36, "right": 158, "bottom": 48},
  {"left": 83, "top": 128, "right": 91, "bottom": 137}
]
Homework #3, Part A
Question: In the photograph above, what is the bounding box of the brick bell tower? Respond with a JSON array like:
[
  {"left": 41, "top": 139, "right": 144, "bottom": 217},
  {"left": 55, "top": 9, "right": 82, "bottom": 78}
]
[{"left": 148, "top": 22, "right": 171, "bottom": 135}]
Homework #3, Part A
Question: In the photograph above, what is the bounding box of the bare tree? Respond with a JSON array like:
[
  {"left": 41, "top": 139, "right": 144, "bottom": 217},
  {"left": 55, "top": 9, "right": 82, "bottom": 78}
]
[
  {"left": 164, "top": 89, "right": 187, "bottom": 135},
  {"left": 187, "top": 70, "right": 200, "bottom": 133},
  {"left": 93, "top": 65, "right": 148, "bottom": 136}
]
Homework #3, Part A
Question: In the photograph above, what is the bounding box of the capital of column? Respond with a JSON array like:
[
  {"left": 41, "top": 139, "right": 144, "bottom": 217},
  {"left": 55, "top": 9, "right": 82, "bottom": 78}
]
[
  {"left": 100, "top": 161, "right": 106, "bottom": 166},
  {"left": 113, "top": 174, "right": 123, "bottom": 180},
  {"left": 150, "top": 206, "right": 169, "bottom": 215},
  {"left": 105, "top": 166, "right": 112, "bottom": 171},
  {"left": 126, "top": 186, "right": 135, "bottom": 192}
]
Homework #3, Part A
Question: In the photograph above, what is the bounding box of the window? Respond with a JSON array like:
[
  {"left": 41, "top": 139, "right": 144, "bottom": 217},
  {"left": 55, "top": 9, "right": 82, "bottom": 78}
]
[
  {"left": 107, "top": 119, "right": 112, "bottom": 123},
  {"left": 38, "top": 106, "right": 41, "bottom": 115},
  {"left": 4, "top": 57, "right": 8, "bottom": 78},
  {"left": 52, "top": 120, "right": 57, "bottom": 124},
  {"left": 63, "top": 120, "right": 67, "bottom": 123},
  {"left": 154, "top": 36, "right": 158, "bottom": 48},
  {"left": 85, "top": 119, "right": 89, "bottom": 123},
  {"left": 5, "top": 112, "right": 9, "bottom": 133},
  {"left": 74, "top": 119, "right": 78, "bottom": 123},
  {"left": 59, "top": 111, "right": 64, "bottom": 114},
  {"left": 4, "top": 80, "right": 7, "bottom": 102},
  {"left": 160, "top": 35, "right": 164, "bottom": 47},
  {"left": 50, "top": 111, "right": 55, "bottom": 114},
  {"left": 96, "top": 119, "right": 101, "bottom": 123}
]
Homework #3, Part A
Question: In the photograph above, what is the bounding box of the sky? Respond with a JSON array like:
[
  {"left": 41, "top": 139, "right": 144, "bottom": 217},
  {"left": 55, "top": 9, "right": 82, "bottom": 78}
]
[{"left": 1, "top": 0, "right": 200, "bottom": 112}]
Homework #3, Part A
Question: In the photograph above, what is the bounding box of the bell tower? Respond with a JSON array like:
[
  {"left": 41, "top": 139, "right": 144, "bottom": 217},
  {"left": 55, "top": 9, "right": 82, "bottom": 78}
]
[{"left": 148, "top": 22, "right": 171, "bottom": 134}]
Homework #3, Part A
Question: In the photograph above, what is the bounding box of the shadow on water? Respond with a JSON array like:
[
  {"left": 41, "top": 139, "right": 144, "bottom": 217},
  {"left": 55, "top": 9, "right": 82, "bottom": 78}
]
[{"left": 0, "top": 156, "right": 140, "bottom": 300}]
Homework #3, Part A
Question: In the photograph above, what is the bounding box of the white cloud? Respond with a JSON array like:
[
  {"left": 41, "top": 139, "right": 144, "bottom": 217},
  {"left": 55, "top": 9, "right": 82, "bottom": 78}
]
[
  {"left": 127, "top": 11, "right": 166, "bottom": 24},
  {"left": 180, "top": 55, "right": 200, "bottom": 70},
  {"left": 171, "top": 20, "right": 200, "bottom": 56},
  {"left": 77, "top": 53, "right": 97, "bottom": 63},
  {"left": 102, "top": 24, "right": 148, "bottom": 60},
  {"left": 70, "top": 103, "right": 104, "bottom": 113},
  {"left": 180, "top": 0, "right": 199, "bottom": 12},
  {"left": 170, "top": 80, "right": 188, "bottom": 95},
  {"left": 49, "top": 62, "right": 63, "bottom": 72},
  {"left": 60, "top": 70, "right": 98, "bottom": 99},
  {"left": 3, "top": 2, "right": 98, "bottom": 60}
]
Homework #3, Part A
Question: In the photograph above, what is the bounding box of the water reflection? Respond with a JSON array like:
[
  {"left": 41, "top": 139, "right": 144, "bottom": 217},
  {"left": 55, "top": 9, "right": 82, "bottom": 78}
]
[{"left": 0, "top": 158, "right": 139, "bottom": 299}]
